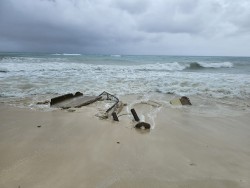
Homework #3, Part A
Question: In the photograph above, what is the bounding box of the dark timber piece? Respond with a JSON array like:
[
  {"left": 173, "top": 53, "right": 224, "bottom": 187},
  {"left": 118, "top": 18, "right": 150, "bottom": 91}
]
[
  {"left": 112, "top": 112, "right": 119, "bottom": 121},
  {"left": 50, "top": 93, "right": 74, "bottom": 105},
  {"left": 131, "top": 108, "right": 140, "bottom": 122}
]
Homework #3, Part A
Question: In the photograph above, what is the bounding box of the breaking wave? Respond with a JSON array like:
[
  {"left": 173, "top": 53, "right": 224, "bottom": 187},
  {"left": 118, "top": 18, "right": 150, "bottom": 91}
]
[
  {"left": 1, "top": 54, "right": 249, "bottom": 106},
  {"left": 187, "top": 62, "right": 233, "bottom": 70},
  {"left": 136, "top": 61, "right": 234, "bottom": 72},
  {"left": 52, "top": 53, "right": 82, "bottom": 56},
  {"left": 110, "top": 55, "right": 121, "bottom": 57}
]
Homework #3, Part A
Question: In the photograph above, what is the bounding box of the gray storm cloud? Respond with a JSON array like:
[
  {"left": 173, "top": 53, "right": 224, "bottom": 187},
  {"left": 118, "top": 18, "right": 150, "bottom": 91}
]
[{"left": 0, "top": 0, "right": 250, "bottom": 55}]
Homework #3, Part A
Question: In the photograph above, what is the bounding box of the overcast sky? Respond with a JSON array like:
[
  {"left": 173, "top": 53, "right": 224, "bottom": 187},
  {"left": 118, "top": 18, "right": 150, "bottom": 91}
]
[{"left": 0, "top": 0, "right": 250, "bottom": 56}]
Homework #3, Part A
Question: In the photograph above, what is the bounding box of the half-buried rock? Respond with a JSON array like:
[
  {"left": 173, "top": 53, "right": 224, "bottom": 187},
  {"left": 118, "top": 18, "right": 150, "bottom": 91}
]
[
  {"left": 135, "top": 122, "right": 151, "bottom": 129},
  {"left": 180, "top": 96, "right": 192, "bottom": 105}
]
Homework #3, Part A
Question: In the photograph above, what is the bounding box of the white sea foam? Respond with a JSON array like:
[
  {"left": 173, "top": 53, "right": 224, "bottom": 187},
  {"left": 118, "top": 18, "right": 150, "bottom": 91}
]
[
  {"left": 0, "top": 56, "right": 249, "bottom": 106},
  {"left": 52, "top": 53, "right": 82, "bottom": 56},
  {"left": 197, "top": 61, "right": 233, "bottom": 68},
  {"left": 110, "top": 55, "right": 121, "bottom": 57},
  {"left": 136, "top": 62, "right": 187, "bottom": 71}
]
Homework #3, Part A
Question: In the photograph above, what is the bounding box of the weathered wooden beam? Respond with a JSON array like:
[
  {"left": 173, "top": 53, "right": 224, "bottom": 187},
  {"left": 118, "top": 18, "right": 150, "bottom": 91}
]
[
  {"left": 131, "top": 108, "right": 140, "bottom": 122},
  {"left": 112, "top": 112, "right": 119, "bottom": 121}
]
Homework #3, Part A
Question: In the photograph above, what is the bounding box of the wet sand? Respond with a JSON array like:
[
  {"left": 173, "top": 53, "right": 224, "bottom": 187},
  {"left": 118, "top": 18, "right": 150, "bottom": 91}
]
[{"left": 0, "top": 102, "right": 250, "bottom": 188}]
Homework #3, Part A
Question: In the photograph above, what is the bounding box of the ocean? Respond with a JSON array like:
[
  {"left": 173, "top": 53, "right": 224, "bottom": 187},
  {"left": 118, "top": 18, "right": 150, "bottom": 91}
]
[{"left": 0, "top": 52, "right": 250, "bottom": 113}]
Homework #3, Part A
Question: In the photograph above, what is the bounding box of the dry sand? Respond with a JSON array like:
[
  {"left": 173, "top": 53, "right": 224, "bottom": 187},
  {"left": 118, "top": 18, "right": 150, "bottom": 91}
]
[{"left": 0, "top": 102, "right": 250, "bottom": 188}]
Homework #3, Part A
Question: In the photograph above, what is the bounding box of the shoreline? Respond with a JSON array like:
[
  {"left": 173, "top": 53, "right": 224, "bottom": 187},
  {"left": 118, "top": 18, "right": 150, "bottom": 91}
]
[
  {"left": 0, "top": 101, "right": 250, "bottom": 187},
  {"left": 1, "top": 92, "right": 250, "bottom": 115}
]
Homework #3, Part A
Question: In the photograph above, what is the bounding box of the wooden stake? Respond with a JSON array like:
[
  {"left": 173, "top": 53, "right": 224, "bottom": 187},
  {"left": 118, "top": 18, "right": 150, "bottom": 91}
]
[
  {"left": 131, "top": 108, "right": 140, "bottom": 122},
  {"left": 112, "top": 112, "right": 119, "bottom": 121}
]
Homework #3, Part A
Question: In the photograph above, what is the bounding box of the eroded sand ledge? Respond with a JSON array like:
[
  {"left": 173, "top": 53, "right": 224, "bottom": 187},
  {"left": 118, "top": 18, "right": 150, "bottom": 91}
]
[{"left": 0, "top": 104, "right": 249, "bottom": 188}]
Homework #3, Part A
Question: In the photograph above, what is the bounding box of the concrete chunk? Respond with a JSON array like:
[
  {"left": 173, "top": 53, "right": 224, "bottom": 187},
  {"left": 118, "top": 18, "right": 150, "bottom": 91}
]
[{"left": 50, "top": 92, "right": 101, "bottom": 109}]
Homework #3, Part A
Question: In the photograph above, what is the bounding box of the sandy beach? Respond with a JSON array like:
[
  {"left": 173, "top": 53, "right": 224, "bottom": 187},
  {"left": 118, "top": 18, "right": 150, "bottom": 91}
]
[
  {"left": 0, "top": 97, "right": 250, "bottom": 188},
  {"left": 1, "top": 0, "right": 250, "bottom": 187}
]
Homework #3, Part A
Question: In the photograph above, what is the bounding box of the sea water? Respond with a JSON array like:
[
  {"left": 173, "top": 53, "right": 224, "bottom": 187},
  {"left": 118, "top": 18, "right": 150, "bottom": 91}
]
[{"left": 0, "top": 52, "right": 250, "bottom": 112}]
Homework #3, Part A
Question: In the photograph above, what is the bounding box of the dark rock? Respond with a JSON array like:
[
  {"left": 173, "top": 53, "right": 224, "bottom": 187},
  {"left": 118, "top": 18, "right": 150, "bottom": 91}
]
[
  {"left": 135, "top": 122, "right": 151, "bottom": 129},
  {"left": 180, "top": 96, "right": 192, "bottom": 105}
]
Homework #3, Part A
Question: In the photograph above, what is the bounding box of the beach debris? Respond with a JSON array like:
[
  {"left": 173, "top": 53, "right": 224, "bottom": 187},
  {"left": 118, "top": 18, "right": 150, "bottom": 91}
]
[
  {"left": 37, "top": 125, "right": 41, "bottom": 128},
  {"left": 170, "top": 96, "right": 192, "bottom": 106},
  {"left": 98, "top": 91, "right": 119, "bottom": 113},
  {"left": 130, "top": 100, "right": 162, "bottom": 129},
  {"left": 96, "top": 113, "right": 109, "bottom": 120},
  {"left": 96, "top": 91, "right": 122, "bottom": 119},
  {"left": 135, "top": 122, "right": 151, "bottom": 129},
  {"left": 131, "top": 108, "right": 151, "bottom": 130},
  {"left": 50, "top": 92, "right": 102, "bottom": 109},
  {"left": 131, "top": 108, "right": 140, "bottom": 122},
  {"left": 180, "top": 96, "right": 192, "bottom": 105},
  {"left": 130, "top": 108, "right": 151, "bottom": 129},
  {"left": 50, "top": 91, "right": 121, "bottom": 118},
  {"left": 51, "top": 93, "right": 82, "bottom": 105},
  {"left": 114, "top": 101, "right": 125, "bottom": 114},
  {"left": 170, "top": 98, "right": 182, "bottom": 105},
  {"left": 116, "top": 142, "right": 120, "bottom": 144},
  {"left": 112, "top": 112, "right": 119, "bottom": 121}
]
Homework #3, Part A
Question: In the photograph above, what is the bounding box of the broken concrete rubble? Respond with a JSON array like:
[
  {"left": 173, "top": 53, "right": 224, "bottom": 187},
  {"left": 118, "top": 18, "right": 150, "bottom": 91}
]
[
  {"left": 50, "top": 91, "right": 121, "bottom": 114},
  {"left": 50, "top": 92, "right": 101, "bottom": 109},
  {"left": 47, "top": 92, "right": 192, "bottom": 130}
]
